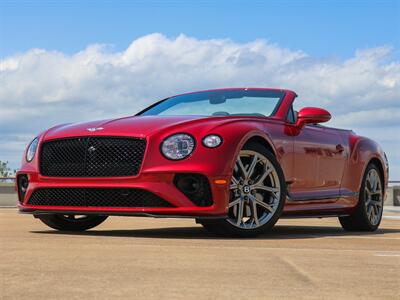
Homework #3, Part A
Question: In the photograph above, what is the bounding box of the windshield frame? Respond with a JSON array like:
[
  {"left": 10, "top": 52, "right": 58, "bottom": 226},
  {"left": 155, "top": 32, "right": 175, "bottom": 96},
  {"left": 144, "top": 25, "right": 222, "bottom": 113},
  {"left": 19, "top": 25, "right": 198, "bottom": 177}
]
[{"left": 136, "top": 89, "right": 286, "bottom": 118}]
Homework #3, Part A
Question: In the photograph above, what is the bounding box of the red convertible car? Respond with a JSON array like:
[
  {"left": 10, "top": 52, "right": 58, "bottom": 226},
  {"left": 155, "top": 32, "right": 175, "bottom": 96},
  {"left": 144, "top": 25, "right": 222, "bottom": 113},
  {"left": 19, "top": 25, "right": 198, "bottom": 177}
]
[{"left": 17, "top": 88, "right": 389, "bottom": 236}]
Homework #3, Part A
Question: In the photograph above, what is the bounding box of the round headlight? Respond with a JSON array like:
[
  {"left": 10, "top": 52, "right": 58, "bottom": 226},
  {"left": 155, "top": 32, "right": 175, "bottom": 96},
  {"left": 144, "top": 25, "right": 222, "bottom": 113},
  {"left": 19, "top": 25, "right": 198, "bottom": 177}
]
[
  {"left": 202, "top": 135, "right": 222, "bottom": 148},
  {"left": 26, "top": 137, "right": 39, "bottom": 162},
  {"left": 161, "top": 133, "right": 195, "bottom": 160}
]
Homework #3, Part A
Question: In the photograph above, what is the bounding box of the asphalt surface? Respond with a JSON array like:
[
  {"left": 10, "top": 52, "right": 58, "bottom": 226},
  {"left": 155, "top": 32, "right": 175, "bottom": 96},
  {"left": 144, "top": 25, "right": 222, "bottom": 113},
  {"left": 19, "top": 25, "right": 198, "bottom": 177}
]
[{"left": 1, "top": 208, "right": 399, "bottom": 300}]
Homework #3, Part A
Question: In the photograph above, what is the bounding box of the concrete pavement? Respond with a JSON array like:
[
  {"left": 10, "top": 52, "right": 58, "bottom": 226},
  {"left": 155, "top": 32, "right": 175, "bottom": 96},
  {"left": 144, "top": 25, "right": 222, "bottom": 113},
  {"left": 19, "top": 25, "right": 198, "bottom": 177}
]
[{"left": 1, "top": 208, "right": 399, "bottom": 300}]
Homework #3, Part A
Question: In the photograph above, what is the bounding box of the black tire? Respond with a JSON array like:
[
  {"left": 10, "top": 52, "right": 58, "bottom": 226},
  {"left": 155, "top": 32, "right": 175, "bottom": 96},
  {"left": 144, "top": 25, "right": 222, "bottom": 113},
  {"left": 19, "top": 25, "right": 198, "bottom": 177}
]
[
  {"left": 198, "top": 142, "right": 286, "bottom": 237},
  {"left": 37, "top": 214, "right": 108, "bottom": 231},
  {"left": 339, "top": 163, "right": 384, "bottom": 231}
]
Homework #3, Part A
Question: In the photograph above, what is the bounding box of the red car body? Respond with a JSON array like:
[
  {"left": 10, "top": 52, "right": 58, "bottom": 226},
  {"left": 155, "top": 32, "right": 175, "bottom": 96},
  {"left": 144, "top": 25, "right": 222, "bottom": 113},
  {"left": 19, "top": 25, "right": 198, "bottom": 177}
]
[{"left": 17, "top": 88, "right": 389, "bottom": 219}]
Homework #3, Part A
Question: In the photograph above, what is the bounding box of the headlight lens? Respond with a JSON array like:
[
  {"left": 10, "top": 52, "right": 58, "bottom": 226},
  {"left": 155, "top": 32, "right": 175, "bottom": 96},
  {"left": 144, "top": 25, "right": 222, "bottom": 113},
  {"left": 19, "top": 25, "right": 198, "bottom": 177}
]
[
  {"left": 161, "top": 134, "right": 195, "bottom": 160},
  {"left": 26, "top": 137, "right": 39, "bottom": 162},
  {"left": 202, "top": 135, "right": 222, "bottom": 148}
]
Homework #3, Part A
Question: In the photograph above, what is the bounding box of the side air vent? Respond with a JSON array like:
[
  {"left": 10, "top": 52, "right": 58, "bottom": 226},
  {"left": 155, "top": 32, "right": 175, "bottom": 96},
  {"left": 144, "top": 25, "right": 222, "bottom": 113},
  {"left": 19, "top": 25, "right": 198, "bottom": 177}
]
[{"left": 174, "top": 174, "right": 213, "bottom": 207}]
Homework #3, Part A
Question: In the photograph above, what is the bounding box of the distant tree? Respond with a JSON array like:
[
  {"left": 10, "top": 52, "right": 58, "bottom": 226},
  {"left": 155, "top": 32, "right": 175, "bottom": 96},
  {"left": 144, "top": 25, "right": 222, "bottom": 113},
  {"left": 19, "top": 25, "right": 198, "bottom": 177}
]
[{"left": 0, "top": 160, "right": 16, "bottom": 177}]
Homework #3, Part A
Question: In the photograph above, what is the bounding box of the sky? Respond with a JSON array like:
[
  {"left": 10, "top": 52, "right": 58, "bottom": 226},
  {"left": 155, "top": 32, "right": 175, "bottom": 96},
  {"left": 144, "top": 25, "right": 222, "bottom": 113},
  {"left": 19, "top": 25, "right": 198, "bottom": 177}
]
[{"left": 0, "top": 0, "right": 399, "bottom": 179}]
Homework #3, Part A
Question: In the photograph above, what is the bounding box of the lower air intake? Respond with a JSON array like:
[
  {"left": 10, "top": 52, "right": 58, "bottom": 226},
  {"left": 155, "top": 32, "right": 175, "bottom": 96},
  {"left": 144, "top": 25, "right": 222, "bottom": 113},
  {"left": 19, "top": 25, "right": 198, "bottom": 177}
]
[
  {"left": 174, "top": 174, "right": 213, "bottom": 207},
  {"left": 27, "top": 188, "right": 174, "bottom": 208}
]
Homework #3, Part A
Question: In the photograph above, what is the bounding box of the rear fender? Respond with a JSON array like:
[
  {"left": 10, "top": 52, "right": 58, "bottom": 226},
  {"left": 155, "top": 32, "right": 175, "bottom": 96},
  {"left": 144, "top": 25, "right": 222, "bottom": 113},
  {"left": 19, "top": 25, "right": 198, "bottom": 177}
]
[{"left": 342, "top": 136, "right": 388, "bottom": 196}]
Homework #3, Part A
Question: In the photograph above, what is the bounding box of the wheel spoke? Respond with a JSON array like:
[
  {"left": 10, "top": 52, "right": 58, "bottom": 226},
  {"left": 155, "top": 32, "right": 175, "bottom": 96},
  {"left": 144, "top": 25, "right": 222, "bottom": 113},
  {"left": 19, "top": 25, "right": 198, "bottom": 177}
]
[
  {"left": 252, "top": 196, "right": 274, "bottom": 213},
  {"left": 246, "top": 154, "right": 259, "bottom": 179},
  {"left": 371, "top": 173, "right": 378, "bottom": 192},
  {"left": 236, "top": 158, "right": 247, "bottom": 178},
  {"left": 374, "top": 204, "right": 380, "bottom": 216},
  {"left": 368, "top": 173, "right": 374, "bottom": 190},
  {"left": 366, "top": 173, "right": 372, "bottom": 190},
  {"left": 230, "top": 176, "right": 240, "bottom": 190},
  {"left": 236, "top": 200, "right": 244, "bottom": 226},
  {"left": 365, "top": 186, "right": 372, "bottom": 195},
  {"left": 370, "top": 199, "right": 382, "bottom": 205},
  {"left": 229, "top": 198, "right": 241, "bottom": 208},
  {"left": 371, "top": 205, "right": 377, "bottom": 220},
  {"left": 367, "top": 205, "right": 373, "bottom": 220},
  {"left": 251, "top": 200, "right": 260, "bottom": 226},
  {"left": 252, "top": 185, "right": 279, "bottom": 194},
  {"left": 370, "top": 190, "right": 381, "bottom": 196},
  {"left": 254, "top": 166, "right": 273, "bottom": 186}
]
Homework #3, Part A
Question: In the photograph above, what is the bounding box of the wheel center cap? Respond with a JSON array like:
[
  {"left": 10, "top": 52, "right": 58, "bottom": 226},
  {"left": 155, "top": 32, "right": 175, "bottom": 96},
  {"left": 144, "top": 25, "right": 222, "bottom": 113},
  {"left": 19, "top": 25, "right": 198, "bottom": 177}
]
[{"left": 243, "top": 185, "right": 251, "bottom": 194}]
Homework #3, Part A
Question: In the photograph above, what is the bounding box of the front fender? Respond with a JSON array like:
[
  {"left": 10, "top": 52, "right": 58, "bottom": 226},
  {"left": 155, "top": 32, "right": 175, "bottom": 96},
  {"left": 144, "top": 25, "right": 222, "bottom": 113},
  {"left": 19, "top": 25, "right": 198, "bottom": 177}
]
[{"left": 142, "top": 119, "right": 271, "bottom": 178}]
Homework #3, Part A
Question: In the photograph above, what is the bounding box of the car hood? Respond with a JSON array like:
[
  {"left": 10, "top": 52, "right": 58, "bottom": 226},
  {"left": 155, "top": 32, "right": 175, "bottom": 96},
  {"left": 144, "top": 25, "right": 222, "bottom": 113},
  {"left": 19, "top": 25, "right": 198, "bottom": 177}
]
[
  {"left": 43, "top": 115, "right": 216, "bottom": 140},
  {"left": 42, "top": 115, "right": 281, "bottom": 141}
]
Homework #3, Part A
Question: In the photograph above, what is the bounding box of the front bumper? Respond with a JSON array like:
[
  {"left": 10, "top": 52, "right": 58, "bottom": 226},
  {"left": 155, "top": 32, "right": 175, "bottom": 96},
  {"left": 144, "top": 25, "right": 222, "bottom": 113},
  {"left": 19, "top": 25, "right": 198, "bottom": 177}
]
[
  {"left": 17, "top": 171, "right": 231, "bottom": 217},
  {"left": 17, "top": 129, "right": 241, "bottom": 218}
]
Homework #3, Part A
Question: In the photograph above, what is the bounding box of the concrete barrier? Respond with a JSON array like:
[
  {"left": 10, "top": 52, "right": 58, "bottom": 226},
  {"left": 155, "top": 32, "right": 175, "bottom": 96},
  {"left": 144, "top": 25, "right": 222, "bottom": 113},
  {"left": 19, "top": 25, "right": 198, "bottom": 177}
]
[
  {"left": 394, "top": 187, "right": 400, "bottom": 206},
  {"left": 385, "top": 186, "right": 394, "bottom": 206},
  {"left": 0, "top": 183, "right": 18, "bottom": 207}
]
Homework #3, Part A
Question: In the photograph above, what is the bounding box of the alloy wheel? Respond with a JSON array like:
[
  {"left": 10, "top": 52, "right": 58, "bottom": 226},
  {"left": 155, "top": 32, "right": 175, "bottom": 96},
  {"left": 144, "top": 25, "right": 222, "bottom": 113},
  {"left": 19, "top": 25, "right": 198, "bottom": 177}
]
[
  {"left": 228, "top": 150, "right": 281, "bottom": 229},
  {"left": 364, "top": 168, "right": 383, "bottom": 226}
]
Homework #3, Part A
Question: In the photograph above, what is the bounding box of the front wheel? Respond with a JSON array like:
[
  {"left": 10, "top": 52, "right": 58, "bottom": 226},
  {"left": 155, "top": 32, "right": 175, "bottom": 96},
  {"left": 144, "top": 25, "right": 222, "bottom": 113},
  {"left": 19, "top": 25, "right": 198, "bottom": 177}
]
[
  {"left": 37, "top": 214, "right": 108, "bottom": 231},
  {"left": 199, "top": 142, "right": 286, "bottom": 237}
]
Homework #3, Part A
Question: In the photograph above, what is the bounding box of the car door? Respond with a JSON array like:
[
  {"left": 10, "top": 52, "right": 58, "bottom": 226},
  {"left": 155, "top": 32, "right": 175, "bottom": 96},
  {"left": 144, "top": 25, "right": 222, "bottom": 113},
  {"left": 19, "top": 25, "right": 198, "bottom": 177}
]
[{"left": 290, "top": 124, "right": 347, "bottom": 200}]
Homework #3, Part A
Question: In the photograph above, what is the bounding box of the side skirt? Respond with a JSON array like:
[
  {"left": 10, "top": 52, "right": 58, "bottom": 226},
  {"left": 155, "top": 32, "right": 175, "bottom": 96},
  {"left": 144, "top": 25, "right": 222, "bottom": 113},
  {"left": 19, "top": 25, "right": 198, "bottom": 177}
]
[
  {"left": 281, "top": 213, "right": 350, "bottom": 219},
  {"left": 286, "top": 191, "right": 359, "bottom": 202}
]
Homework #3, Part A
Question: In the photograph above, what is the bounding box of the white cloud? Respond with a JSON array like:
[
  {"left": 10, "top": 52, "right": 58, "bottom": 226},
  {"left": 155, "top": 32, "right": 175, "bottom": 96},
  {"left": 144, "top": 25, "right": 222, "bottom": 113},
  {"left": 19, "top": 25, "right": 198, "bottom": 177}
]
[
  {"left": 0, "top": 33, "right": 399, "bottom": 178},
  {"left": 331, "top": 108, "right": 400, "bottom": 127}
]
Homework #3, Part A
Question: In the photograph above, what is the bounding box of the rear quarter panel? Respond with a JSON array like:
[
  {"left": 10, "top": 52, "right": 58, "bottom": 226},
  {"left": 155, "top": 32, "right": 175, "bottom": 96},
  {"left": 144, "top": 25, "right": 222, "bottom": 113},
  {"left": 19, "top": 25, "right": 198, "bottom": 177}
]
[{"left": 340, "top": 132, "right": 388, "bottom": 196}]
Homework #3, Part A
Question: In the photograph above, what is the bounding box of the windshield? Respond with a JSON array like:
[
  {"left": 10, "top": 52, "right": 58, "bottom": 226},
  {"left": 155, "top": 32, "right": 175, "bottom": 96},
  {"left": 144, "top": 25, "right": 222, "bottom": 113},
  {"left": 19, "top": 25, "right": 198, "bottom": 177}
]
[{"left": 138, "top": 89, "right": 285, "bottom": 117}]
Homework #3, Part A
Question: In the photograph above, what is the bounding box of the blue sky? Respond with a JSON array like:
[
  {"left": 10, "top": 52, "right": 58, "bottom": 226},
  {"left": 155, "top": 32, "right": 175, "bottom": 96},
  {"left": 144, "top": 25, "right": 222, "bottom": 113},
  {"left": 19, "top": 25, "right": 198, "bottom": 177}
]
[
  {"left": 1, "top": 0, "right": 399, "bottom": 58},
  {"left": 0, "top": 0, "right": 399, "bottom": 179}
]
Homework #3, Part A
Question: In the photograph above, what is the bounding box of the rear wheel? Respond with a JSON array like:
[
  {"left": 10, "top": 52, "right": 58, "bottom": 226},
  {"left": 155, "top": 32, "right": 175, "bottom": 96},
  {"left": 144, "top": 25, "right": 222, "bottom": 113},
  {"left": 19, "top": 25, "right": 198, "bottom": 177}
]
[
  {"left": 199, "top": 142, "right": 286, "bottom": 237},
  {"left": 339, "top": 163, "right": 384, "bottom": 231},
  {"left": 37, "top": 214, "right": 108, "bottom": 231}
]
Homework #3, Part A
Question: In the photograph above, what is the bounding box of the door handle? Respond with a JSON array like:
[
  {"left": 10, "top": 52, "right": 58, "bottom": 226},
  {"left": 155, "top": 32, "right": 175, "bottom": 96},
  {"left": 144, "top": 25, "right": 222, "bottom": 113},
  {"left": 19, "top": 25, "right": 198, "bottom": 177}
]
[{"left": 335, "top": 144, "right": 344, "bottom": 153}]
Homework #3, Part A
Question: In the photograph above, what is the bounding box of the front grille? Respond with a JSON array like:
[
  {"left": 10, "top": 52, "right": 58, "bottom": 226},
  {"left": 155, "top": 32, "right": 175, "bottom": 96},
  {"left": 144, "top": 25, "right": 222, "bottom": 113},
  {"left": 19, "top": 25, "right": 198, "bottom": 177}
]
[
  {"left": 27, "top": 188, "right": 174, "bottom": 207},
  {"left": 40, "top": 137, "right": 146, "bottom": 177}
]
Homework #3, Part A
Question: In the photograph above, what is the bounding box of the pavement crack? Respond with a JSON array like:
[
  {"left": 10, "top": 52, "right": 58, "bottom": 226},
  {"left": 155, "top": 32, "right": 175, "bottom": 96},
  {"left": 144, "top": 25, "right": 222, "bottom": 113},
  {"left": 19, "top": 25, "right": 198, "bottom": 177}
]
[{"left": 276, "top": 256, "right": 314, "bottom": 285}]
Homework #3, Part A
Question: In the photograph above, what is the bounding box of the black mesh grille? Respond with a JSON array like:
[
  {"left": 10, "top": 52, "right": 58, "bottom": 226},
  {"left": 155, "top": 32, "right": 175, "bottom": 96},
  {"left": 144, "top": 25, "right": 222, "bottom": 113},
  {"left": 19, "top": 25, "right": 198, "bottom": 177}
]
[
  {"left": 27, "top": 188, "right": 174, "bottom": 207},
  {"left": 40, "top": 137, "right": 146, "bottom": 177}
]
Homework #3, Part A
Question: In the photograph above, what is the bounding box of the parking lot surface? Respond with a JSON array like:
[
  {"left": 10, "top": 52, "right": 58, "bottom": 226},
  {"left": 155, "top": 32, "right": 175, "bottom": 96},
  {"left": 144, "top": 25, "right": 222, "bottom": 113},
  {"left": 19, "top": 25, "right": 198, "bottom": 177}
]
[{"left": 1, "top": 208, "right": 399, "bottom": 299}]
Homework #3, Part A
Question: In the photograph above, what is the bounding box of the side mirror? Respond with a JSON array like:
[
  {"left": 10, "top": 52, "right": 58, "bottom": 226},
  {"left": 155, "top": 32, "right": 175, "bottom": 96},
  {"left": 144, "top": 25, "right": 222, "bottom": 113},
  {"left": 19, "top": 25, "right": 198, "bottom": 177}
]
[{"left": 296, "top": 107, "right": 331, "bottom": 128}]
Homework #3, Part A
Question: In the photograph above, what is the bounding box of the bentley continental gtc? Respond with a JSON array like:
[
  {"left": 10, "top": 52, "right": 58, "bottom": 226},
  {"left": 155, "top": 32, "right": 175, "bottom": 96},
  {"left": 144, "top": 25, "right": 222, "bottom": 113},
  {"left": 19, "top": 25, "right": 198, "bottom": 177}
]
[{"left": 17, "top": 88, "right": 389, "bottom": 237}]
